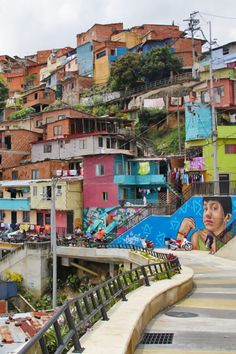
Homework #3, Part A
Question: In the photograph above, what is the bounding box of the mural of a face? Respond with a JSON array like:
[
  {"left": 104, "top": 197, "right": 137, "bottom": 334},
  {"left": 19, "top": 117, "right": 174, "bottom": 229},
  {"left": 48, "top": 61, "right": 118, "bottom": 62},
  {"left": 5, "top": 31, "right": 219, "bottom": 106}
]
[{"left": 203, "top": 200, "right": 231, "bottom": 235}]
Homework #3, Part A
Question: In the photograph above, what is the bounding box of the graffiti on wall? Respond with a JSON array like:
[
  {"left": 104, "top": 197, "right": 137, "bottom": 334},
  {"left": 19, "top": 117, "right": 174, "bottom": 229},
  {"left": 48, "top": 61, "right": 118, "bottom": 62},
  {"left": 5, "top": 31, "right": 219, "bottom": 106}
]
[
  {"left": 83, "top": 206, "right": 142, "bottom": 234},
  {"left": 112, "top": 196, "right": 236, "bottom": 250}
]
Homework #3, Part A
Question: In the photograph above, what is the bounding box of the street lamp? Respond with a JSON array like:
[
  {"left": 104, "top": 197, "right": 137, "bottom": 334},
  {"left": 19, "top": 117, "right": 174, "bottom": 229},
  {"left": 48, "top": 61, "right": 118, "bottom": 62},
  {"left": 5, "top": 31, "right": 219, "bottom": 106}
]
[{"left": 51, "top": 177, "right": 57, "bottom": 309}]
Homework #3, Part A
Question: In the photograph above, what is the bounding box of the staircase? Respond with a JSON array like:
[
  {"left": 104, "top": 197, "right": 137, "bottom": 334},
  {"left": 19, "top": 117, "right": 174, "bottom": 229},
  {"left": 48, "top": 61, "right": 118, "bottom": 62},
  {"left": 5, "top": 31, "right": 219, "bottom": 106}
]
[{"left": 166, "top": 183, "right": 185, "bottom": 202}]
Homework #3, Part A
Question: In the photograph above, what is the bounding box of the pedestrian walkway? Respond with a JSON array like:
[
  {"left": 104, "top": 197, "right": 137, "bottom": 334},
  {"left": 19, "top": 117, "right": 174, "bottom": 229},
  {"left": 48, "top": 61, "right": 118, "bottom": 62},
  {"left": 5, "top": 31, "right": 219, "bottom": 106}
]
[{"left": 135, "top": 250, "right": 236, "bottom": 354}]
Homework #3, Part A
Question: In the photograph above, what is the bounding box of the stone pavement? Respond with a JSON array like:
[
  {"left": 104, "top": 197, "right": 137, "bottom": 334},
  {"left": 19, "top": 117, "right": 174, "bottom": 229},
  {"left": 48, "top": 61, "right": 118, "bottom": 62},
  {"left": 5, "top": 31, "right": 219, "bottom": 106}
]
[{"left": 135, "top": 250, "right": 236, "bottom": 354}]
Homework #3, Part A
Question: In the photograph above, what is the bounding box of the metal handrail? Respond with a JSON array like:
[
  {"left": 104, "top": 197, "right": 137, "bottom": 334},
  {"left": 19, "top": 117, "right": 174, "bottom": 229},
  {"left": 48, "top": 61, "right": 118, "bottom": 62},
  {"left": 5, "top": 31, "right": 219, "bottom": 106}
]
[
  {"left": 121, "top": 72, "right": 194, "bottom": 97},
  {"left": 18, "top": 246, "right": 181, "bottom": 354}
]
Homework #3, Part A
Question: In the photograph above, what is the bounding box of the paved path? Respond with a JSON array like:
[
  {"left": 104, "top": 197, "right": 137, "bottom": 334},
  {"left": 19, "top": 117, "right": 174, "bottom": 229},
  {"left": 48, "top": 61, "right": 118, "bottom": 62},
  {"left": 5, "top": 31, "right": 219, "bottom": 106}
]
[{"left": 135, "top": 250, "right": 236, "bottom": 354}]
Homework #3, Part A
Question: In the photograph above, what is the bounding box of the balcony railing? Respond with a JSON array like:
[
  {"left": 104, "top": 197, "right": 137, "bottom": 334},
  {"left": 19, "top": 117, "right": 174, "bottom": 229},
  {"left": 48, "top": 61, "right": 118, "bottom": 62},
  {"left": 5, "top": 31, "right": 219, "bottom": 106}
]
[
  {"left": 0, "top": 198, "right": 30, "bottom": 211},
  {"left": 190, "top": 181, "right": 236, "bottom": 196},
  {"left": 114, "top": 174, "right": 166, "bottom": 185}
]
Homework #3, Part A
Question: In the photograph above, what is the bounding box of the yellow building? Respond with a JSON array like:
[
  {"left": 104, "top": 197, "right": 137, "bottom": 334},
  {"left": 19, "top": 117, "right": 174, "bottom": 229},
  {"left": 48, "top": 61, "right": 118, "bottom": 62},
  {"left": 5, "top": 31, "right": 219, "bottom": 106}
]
[
  {"left": 30, "top": 179, "right": 83, "bottom": 234},
  {"left": 94, "top": 41, "right": 127, "bottom": 85},
  {"left": 111, "top": 31, "right": 140, "bottom": 49}
]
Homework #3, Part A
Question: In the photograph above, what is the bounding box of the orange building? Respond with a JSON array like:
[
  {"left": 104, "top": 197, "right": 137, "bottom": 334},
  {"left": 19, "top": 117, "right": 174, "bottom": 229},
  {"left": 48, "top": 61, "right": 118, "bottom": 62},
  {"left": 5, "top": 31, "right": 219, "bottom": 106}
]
[{"left": 77, "top": 23, "right": 123, "bottom": 46}]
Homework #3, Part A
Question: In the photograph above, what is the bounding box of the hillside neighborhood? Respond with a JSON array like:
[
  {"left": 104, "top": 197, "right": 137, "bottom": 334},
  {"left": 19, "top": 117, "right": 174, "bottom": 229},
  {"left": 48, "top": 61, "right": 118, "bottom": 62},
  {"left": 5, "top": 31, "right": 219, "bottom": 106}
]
[
  {"left": 0, "top": 21, "right": 235, "bottom": 238},
  {"left": 0, "top": 19, "right": 236, "bottom": 353}
]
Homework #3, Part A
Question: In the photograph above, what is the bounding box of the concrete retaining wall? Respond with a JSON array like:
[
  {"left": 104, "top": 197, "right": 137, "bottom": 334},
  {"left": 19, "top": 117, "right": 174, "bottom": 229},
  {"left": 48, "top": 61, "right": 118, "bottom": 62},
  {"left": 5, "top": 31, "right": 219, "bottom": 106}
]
[{"left": 0, "top": 242, "right": 51, "bottom": 295}]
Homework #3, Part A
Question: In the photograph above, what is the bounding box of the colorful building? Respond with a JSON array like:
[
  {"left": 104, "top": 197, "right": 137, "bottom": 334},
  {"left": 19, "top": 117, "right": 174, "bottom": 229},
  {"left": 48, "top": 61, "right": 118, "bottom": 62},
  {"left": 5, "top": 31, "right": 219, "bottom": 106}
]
[
  {"left": 184, "top": 102, "right": 236, "bottom": 184},
  {"left": 94, "top": 41, "right": 128, "bottom": 85}
]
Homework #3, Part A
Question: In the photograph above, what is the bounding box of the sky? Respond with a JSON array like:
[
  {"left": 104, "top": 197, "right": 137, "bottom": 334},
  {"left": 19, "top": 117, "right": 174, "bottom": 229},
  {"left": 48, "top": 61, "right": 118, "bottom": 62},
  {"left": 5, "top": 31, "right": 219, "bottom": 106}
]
[{"left": 1, "top": 0, "right": 236, "bottom": 57}]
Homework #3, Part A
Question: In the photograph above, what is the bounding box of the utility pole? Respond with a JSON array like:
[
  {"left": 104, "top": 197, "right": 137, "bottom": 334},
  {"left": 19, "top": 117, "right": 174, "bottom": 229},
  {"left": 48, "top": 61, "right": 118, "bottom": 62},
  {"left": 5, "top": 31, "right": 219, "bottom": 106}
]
[
  {"left": 184, "top": 11, "right": 200, "bottom": 78},
  {"left": 51, "top": 177, "right": 57, "bottom": 309},
  {"left": 177, "top": 97, "right": 181, "bottom": 154},
  {"left": 208, "top": 21, "right": 219, "bottom": 193}
]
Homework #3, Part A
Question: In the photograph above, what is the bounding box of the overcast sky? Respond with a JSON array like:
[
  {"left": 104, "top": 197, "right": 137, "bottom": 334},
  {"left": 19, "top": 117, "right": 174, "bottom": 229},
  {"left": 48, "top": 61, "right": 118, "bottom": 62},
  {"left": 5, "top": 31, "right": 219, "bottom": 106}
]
[{"left": 1, "top": 0, "right": 236, "bottom": 57}]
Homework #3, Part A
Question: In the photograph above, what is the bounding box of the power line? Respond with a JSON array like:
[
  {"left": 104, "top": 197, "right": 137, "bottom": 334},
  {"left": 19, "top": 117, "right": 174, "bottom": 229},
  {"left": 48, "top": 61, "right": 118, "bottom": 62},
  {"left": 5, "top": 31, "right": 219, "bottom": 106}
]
[{"left": 199, "top": 11, "right": 236, "bottom": 20}]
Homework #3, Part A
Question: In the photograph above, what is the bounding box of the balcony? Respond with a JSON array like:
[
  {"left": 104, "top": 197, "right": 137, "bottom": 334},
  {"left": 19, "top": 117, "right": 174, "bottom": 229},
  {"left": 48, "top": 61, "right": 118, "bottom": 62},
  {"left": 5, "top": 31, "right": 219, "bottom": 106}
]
[
  {"left": 0, "top": 198, "right": 30, "bottom": 210},
  {"left": 114, "top": 174, "right": 166, "bottom": 185}
]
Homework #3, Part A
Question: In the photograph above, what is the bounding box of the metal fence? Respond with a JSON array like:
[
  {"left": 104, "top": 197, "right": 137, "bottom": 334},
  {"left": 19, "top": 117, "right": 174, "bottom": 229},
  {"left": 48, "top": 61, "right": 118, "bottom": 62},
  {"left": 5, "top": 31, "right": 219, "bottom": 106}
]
[
  {"left": 190, "top": 181, "right": 236, "bottom": 196},
  {"left": 121, "top": 72, "right": 194, "bottom": 97},
  {"left": 18, "top": 246, "right": 181, "bottom": 354}
]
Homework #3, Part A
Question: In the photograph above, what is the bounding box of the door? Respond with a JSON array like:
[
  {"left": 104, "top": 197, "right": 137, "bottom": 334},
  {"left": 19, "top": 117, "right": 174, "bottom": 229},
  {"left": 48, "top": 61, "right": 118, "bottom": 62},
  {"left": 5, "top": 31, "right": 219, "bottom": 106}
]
[
  {"left": 11, "top": 211, "right": 17, "bottom": 227},
  {"left": 67, "top": 211, "right": 74, "bottom": 234},
  {"left": 219, "top": 174, "right": 229, "bottom": 195}
]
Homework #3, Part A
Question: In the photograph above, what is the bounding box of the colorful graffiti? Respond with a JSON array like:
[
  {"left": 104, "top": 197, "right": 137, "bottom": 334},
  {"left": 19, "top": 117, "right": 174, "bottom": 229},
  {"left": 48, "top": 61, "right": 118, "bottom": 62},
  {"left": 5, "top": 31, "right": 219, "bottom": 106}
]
[
  {"left": 112, "top": 196, "right": 236, "bottom": 250},
  {"left": 83, "top": 206, "right": 142, "bottom": 235}
]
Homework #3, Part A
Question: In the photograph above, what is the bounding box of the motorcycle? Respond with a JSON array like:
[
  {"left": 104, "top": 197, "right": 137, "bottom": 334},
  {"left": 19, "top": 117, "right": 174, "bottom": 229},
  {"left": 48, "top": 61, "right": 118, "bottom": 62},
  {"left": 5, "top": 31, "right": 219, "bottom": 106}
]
[
  {"left": 141, "top": 238, "right": 154, "bottom": 250},
  {"left": 169, "top": 238, "right": 192, "bottom": 251}
]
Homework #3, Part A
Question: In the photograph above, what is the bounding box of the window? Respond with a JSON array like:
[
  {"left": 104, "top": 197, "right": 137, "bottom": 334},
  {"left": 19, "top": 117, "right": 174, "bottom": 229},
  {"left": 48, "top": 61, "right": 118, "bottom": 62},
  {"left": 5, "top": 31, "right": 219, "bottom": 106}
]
[
  {"left": 201, "top": 90, "right": 210, "bottom": 103},
  {"left": 0, "top": 191, "right": 3, "bottom": 198},
  {"left": 79, "top": 140, "right": 87, "bottom": 149},
  {"left": 58, "top": 115, "right": 66, "bottom": 120},
  {"left": 0, "top": 155, "right": 2, "bottom": 164},
  {"left": 33, "top": 186, "right": 37, "bottom": 196},
  {"left": 37, "top": 213, "right": 44, "bottom": 226},
  {"left": 44, "top": 144, "right": 52, "bottom": 153},
  {"left": 56, "top": 185, "right": 62, "bottom": 196},
  {"left": 5, "top": 135, "right": 11, "bottom": 149},
  {"left": 34, "top": 93, "right": 38, "bottom": 99},
  {"left": 43, "top": 186, "right": 52, "bottom": 200},
  {"left": 96, "top": 50, "right": 106, "bottom": 59},
  {"left": 225, "top": 144, "right": 236, "bottom": 154},
  {"left": 110, "top": 49, "right": 116, "bottom": 55},
  {"left": 106, "top": 138, "right": 111, "bottom": 148},
  {"left": 122, "top": 188, "right": 129, "bottom": 199},
  {"left": 12, "top": 170, "right": 18, "bottom": 180},
  {"left": 96, "top": 164, "right": 104, "bottom": 176},
  {"left": 45, "top": 213, "right": 51, "bottom": 225},
  {"left": 53, "top": 125, "right": 62, "bottom": 136},
  {"left": 0, "top": 210, "right": 5, "bottom": 220},
  {"left": 23, "top": 97, "right": 27, "bottom": 104},
  {"left": 223, "top": 47, "right": 229, "bottom": 55},
  {"left": 102, "top": 192, "right": 108, "bottom": 201},
  {"left": 116, "top": 163, "right": 123, "bottom": 174},
  {"left": 98, "top": 137, "right": 103, "bottom": 148},
  {"left": 36, "top": 120, "right": 43, "bottom": 127},
  {"left": 23, "top": 211, "right": 30, "bottom": 223},
  {"left": 111, "top": 138, "right": 116, "bottom": 149},
  {"left": 31, "top": 170, "right": 39, "bottom": 179},
  {"left": 127, "top": 161, "right": 132, "bottom": 175},
  {"left": 46, "top": 117, "right": 53, "bottom": 123},
  {"left": 213, "top": 86, "right": 224, "bottom": 97}
]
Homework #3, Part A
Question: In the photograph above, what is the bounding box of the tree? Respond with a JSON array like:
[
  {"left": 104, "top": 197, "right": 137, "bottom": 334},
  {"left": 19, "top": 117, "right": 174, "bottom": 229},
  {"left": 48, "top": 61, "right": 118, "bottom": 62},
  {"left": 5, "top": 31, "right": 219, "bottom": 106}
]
[
  {"left": 0, "top": 77, "right": 8, "bottom": 108},
  {"left": 108, "top": 46, "right": 183, "bottom": 91},
  {"left": 140, "top": 46, "right": 183, "bottom": 82},
  {"left": 109, "top": 52, "right": 142, "bottom": 91}
]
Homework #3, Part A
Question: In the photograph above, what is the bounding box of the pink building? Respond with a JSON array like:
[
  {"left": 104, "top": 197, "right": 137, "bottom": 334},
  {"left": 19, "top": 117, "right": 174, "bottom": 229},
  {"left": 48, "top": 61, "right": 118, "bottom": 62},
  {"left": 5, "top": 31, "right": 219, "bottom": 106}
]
[{"left": 83, "top": 155, "right": 118, "bottom": 208}]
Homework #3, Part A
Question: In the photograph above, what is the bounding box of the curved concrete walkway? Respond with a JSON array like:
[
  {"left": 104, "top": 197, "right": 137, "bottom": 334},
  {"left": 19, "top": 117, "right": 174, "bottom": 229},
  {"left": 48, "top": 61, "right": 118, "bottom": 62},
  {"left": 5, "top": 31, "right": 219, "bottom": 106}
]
[
  {"left": 135, "top": 250, "right": 236, "bottom": 354},
  {"left": 73, "top": 261, "right": 193, "bottom": 354}
]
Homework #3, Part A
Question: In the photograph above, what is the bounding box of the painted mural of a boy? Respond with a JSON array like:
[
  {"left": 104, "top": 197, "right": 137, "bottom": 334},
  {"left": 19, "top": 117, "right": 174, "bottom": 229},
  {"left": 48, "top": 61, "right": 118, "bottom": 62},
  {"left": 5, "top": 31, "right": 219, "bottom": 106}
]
[{"left": 177, "top": 196, "right": 233, "bottom": 252}]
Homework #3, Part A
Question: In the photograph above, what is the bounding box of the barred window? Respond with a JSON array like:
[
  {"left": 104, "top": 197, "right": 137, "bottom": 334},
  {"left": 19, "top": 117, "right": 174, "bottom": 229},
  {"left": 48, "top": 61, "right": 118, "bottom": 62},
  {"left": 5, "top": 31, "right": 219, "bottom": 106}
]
[{"left": 225, "top": 144, "right": 236, "bottom": 154}]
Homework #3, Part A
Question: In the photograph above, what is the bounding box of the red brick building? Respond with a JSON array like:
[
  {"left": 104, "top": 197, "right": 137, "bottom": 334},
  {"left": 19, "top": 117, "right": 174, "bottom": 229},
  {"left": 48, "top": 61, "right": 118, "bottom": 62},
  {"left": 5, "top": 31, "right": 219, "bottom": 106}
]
[
  {"left": 0, "top": 129, "right": 41, "bottom": 174},
  {"left": 77, "top": 23, "right": 124, "bottom": 46}
]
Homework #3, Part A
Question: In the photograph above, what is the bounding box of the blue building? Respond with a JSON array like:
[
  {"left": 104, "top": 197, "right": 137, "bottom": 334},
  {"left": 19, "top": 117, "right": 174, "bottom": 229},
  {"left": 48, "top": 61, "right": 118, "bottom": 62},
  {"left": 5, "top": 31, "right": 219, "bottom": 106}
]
[
  {"left": 185, "top": 103, "right": 212, "bottom": 141},
  {"left": 77, "top": 42, "right": 94, "bottom": 77}
]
